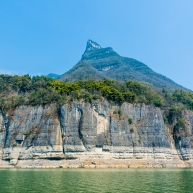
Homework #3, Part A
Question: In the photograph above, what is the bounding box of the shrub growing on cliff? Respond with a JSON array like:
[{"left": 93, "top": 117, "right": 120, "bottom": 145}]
[
  {"left": 12, "top": 141, "right": 17, "bottom": 147},
  {"left": 163, "top": 116, "right": 168, "bottom": 124},
  {"left": 173, "top": 118, "right": 186, "bottom": 132},
  {"left": 167, "top": 106, "right": 183, "bottom": 125},
  {"left": 23, "top": 131, "right": 30, "bottom": 136},
  {"left": 130, "top": 128, "right": 134, "bottom": 133},
  {"left": 92, "top": 94, "right": 100, "bottom": 100},
  {"left": 118, "top": 108, "right": 122, "bottom": 117},
  {"left": 128, "top": 118, "right": 133, "bottom": 124}
]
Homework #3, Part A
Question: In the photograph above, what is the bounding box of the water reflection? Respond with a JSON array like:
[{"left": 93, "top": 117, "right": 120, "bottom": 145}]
[{"left": 0, "top": 169, "right": 193, "bottom": 193}]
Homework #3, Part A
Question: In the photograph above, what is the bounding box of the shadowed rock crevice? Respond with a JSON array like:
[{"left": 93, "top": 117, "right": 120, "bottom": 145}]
[
  {"left": 77, "top": 108, "right": 87, "bottom": 150},
  {"left": 1, "top": 109, "right": 10, "bottom": 148}
]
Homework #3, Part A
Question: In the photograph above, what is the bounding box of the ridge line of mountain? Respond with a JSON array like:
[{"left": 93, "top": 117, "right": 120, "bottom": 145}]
[{"left": 48, "top": 39, "right": 188, "bottom": 91}]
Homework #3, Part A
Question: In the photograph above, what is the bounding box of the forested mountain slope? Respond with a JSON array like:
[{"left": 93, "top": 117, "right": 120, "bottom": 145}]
[{"left": 58, "top": 40, "right": 185, "bottom": 90}]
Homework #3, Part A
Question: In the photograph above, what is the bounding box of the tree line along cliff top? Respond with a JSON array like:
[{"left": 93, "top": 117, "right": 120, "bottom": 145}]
[{"left": 0, "top": 74, "right": 193, "bottom": 112}]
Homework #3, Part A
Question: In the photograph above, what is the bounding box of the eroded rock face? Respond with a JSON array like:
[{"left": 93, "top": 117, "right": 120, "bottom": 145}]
[
  {"left": 59, "top": 101, "right": 110, "bottom": 153},
  {"left": 175, "top": 110, "right": 193, "bottom": 160},
  {"left": 1, "top": 105, "right": 63, "bottom": 165},
  {"left": 0, "top": 101, "right": 193, "bottom": 166},
  {"left": 59, "top": 102, "right": 172, "bottom": 160}
]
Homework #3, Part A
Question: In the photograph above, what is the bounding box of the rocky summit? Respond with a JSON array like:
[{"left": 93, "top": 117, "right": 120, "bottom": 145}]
[{"left": 54, "top": 40, "right": 185, "bottom": 90}]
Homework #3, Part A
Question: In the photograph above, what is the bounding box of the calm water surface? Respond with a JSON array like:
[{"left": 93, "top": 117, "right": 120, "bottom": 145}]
[{"left": 0, "top": 168, "right": 193, "bottom": 193}]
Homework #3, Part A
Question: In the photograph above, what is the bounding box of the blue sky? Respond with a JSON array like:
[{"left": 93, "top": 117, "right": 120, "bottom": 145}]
[{"left": 0, "top": 1, "right": 193, "bottom": 89}]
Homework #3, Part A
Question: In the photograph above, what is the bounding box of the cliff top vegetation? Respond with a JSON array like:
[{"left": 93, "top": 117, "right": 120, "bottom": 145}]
[{"left": 0, "top": 74, "right": 193, "bottom": 112}]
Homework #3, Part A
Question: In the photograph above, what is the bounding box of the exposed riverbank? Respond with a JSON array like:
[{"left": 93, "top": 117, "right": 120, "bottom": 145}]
[{"left": 1, "top": 158, "right": 193, "bottom": 169}]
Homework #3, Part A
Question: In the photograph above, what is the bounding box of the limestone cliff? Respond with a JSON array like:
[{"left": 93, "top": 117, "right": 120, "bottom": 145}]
[{"left": 0, "top": 101, "right": 193, "bottom": 168}]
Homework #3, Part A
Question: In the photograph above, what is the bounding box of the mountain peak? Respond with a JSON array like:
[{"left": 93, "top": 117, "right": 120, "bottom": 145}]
[
  {"left": 58, "top": 40, "right": 186, "bottom": 90},
  {"left": 85, "top": 40, "right": 101, "bottom": 52}
]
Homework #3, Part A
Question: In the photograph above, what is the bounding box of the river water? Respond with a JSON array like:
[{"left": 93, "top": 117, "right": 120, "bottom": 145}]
[{"left": 0, "top": 168, "right": 193, "bottom": 193}]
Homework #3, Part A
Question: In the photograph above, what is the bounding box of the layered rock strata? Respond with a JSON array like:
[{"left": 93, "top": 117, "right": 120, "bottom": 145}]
[{"left": 0, "top": 101, "right": 193, "bottom": 168}]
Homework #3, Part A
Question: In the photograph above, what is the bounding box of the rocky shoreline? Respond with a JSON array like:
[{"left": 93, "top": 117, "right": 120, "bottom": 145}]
[{"left": 0, "top": 158, "right": 192, "bottom": 169}]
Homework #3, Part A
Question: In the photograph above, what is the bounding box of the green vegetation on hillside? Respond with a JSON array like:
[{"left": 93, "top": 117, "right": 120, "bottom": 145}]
[
  {"left": 0, "top": 74, "right": 193, "bottom": 114},
  {"left": 60, "top": 40, "right": 185, "bottom": 90}
]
